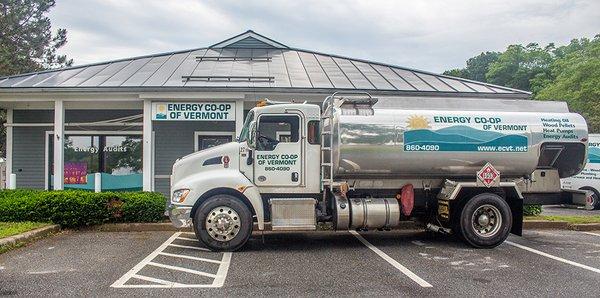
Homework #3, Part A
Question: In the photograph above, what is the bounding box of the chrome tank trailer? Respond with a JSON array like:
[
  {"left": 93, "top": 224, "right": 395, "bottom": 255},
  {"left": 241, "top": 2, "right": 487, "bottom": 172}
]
[{"left": 326, "top": 98, "right": 588, "bottom": 180}]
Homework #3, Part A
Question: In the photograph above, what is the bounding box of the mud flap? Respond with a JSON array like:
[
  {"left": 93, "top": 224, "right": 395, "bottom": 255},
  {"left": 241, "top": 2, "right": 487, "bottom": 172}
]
[{"left": 508, "top": 197, "right": 523, "bottom": 236}]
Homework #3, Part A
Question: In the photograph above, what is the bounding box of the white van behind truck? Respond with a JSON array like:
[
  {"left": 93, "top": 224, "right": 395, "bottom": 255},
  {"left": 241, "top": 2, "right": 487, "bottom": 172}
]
[{"left": 561, "top": 134, "right": 600, "bottom": 209}]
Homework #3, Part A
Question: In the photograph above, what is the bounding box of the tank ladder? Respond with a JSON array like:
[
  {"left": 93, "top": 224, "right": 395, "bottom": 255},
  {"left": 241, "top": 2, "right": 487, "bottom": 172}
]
[
  {"left": 320, "top": 92, "right": 376, "bottom": 190},
  {"left": 320, "top": 95, "right": 335, "bottom": 189}
]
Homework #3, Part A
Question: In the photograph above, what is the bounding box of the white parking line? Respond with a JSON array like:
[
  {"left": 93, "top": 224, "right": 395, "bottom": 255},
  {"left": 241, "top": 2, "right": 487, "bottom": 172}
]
[
  {"left": 111, "top": 232, "right": 232, "bottom": 288},
  {"left": 132, "top": 274, "right": 185, "bottom": 286},
  {"left": 147, "top": 261, "right": 217, "bottom": 278},
  {"left": 176, "top": 237, "right": 199, "bottom": 242},
  {"left": 506, "top": 241, "right": 600, "bottom": 274},
  {"left": 159, "top": 252, "right": 223, "bottom": 264},
  {"left": 213, "top": 252, "right": 232, "bottom": 287},
  {"left": 168, "top": 243, "right": 211, "bottom": 251},
  {"left": 350, "top": 231, "right": 433, "bottom": 288},
  {"left": 582, "top": 232, "right": 600, "bottom": 237}
]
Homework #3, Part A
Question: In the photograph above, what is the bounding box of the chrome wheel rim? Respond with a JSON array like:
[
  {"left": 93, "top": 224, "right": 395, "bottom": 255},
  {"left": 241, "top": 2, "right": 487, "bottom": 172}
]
[
  {"left": 205, "top": 206, "right": 241, "bottom": 242},
  {"left": 585, "top": 190, "right": 598, "bottom": 206},
  {"left": 471, "top": 204, "right": 502, "bottom": 238}
]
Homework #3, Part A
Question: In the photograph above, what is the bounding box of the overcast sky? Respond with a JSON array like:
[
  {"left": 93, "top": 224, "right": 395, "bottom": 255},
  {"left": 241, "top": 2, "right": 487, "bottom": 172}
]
[{"left": 49, "top": 0, "right": 600, "bottom": 73}]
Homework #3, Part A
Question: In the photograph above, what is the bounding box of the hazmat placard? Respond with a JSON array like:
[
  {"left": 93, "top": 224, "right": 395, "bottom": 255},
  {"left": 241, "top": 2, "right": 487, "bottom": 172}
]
[{"left": 152, "top": 102, "right": 235, "bottom": 121}]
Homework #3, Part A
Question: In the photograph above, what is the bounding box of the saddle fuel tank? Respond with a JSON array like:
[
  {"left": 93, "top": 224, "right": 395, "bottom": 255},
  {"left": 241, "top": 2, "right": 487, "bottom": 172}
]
[{"left": 329, "top": 101, "right": 588, "bottom": 179}]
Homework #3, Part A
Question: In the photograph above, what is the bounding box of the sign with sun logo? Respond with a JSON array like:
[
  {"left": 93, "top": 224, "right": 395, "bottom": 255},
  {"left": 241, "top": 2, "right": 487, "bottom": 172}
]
[
  {"left": 406, "top": 115, "right": 431, "bottom": 130},
  {"left": 155, "top": 104, "right": 167, "bottom": 119},
  {"left": 402, "top": 112, "right": 529, "bottom": 152}
]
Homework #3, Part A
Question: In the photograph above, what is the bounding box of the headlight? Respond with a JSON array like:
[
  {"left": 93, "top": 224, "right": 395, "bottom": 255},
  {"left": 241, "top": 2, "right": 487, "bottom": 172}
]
[{"left": 172, "top": 189, "right": 190, "bottom": 203}]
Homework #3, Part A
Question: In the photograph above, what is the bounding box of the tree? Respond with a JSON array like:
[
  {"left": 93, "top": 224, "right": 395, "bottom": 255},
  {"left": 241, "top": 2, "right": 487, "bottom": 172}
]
[
  {"left": 485, "top": 43, "right": 554, "bottom": 92},
  {"left": 0, "top": 0, "right": 71, "bottom": 157},
  {"left": 0, "top": 0, "right": 72, "bottom": 76},
  {"left": 535, "top": 36, "right": 600, "bottom": 133},
  {"left": 445, "top": 35, "right": 600, "bottom": 132},
  {"left": 443, "top": 68, "right": 466, "bottom": 78},
  {"left": 444, "top": 51, "right": 500, "bottom": 82}
]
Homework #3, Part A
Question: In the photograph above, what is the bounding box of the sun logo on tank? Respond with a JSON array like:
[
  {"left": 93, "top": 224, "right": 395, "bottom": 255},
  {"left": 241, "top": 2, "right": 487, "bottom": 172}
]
[{"left": 406, "top": 115, "right": 431, "bottom": 130}]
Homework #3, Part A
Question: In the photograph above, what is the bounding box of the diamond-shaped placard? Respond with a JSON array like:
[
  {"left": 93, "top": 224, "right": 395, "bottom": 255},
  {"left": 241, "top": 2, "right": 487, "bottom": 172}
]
[{"left": 477, "top": 163, "right": 500, "bottom": 188}]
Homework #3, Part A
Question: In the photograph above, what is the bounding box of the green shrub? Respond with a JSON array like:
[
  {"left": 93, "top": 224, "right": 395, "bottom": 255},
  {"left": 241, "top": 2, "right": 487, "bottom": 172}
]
[
  {"left": 524, "top": 204, "right": 542, "bottom": 216},
  {"left": 0, "top": 190, "right": 167, "bottom": 228}
]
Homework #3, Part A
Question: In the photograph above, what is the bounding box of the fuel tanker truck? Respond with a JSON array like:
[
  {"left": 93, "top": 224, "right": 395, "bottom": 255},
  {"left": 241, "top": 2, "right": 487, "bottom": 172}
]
[{"left": 168, "top": 93, "right": 588, "bottom": 251}]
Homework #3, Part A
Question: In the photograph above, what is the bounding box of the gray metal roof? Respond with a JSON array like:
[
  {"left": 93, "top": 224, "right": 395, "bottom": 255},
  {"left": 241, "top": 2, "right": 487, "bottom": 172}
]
[{"left": 0, "top": 30, "right": 530, "bottom": 97}]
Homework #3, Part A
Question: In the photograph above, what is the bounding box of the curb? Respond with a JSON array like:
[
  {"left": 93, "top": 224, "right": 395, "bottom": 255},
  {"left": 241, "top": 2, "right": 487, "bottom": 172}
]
[
  {"left": 90, "top": 223, "right": 192, "bottom": 232},
  {"left": 523, "top": 220, "right": 600, "bottom": 231},
  {"left": 569, "top": 223, "right": 600, "bottom": 231},
  {"left": 523, "top": 220, "right": 570, "bottom": 230},
  {"left": 0, "top": 225, "right": 61, "bottom": 248}
]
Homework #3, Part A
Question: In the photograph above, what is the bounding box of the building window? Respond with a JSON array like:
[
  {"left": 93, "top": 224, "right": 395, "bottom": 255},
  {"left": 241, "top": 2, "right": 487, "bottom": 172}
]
[
  {"left": 195, "top": 132, "right": 235, "bottom": 151},
  {"left": 49, "top": 134, "right": 142, "bottom": 191}
]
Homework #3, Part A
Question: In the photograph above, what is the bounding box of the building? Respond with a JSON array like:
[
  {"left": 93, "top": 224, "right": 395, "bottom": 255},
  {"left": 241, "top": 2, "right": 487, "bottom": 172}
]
[{"left": 0, "top": 30, "right": 530, "bottom": 195}]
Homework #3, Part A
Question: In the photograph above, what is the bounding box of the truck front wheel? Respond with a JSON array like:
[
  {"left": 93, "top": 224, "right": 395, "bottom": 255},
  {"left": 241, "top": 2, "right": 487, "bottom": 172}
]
[
  {"left": 193, "top": 194, "right": 253, "bottom": 251},
  {"left": 458, "top": 193, "right": 512, "bottom": 248}
]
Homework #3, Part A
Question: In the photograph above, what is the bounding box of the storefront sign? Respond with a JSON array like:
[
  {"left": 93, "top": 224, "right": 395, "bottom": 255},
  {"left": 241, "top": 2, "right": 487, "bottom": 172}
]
[{"left": 152, "top": 102, "right": 235, "bottom": 121}]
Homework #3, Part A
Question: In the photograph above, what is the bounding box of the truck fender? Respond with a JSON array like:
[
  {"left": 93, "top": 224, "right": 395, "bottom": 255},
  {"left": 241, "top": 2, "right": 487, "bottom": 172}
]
[
  {"left": 438, "top": 180, "right": 523, "bottom": 236},
  {"left": 174, "top": 170, "right": 265, "bottom": 230}
]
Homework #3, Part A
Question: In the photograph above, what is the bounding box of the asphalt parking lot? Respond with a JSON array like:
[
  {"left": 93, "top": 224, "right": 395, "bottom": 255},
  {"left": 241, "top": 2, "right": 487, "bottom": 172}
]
[{"left": 1, "top": 227, "right": 600, "bottom": 297}]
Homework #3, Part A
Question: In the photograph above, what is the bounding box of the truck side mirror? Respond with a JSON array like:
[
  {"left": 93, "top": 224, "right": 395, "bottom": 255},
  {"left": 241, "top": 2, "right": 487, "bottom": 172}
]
[{"left": 248, "top": 120, "right": 257, "bottom": 149}]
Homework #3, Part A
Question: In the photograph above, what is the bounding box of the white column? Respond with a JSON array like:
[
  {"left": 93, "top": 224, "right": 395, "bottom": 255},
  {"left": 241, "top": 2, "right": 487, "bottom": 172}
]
[
  {"left": 143, "top": 100, "right": 153, "bottom": 191},
  {"left": 235, "top": 99, "right": 244, "bottom": 139},
  {"left": 8, "top": 174, "right": 16, "bottom": 189},
  {"left": 53, "top": 100, "right": 65, "bottom": 190},
  {"left": 94, "top": 173, "right": 102, "bottom": 193},
  {"left": 5, "top": 108, "right": 12, "bottom": 188}
]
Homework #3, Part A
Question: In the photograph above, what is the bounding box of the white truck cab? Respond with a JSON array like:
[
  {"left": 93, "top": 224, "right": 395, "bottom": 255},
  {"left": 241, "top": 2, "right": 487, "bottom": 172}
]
[{"left": 168, "top": 102, "right": 322, "bottom": 250}]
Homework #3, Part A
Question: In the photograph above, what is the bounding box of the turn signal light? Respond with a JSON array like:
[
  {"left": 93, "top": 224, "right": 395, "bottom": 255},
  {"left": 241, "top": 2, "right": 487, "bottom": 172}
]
[{"left": 172, "top": 189, "right": 190, "bottom": 203}]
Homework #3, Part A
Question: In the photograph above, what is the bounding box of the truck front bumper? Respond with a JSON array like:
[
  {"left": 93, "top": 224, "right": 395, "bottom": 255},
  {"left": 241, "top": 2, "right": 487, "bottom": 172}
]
[{"left": 167, "top": 204, "right": 193, "bottom": 228}]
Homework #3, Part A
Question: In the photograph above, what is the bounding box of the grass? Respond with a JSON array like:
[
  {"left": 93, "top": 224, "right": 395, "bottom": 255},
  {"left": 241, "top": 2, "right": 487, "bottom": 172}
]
[
  {"left": 0, "top": 242, "right": 25, "bottom": 254},
  {"left": 525, "top": 215, "right": 600, "bottom": 224},
  {"left": 0, "top": 222, "right": 50, "bottom": 239}
]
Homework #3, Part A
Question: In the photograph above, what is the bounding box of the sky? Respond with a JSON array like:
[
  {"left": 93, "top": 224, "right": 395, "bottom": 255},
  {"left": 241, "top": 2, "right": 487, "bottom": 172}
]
[{"left": 48, "top": 0, "right": 600, "bottom": 73}]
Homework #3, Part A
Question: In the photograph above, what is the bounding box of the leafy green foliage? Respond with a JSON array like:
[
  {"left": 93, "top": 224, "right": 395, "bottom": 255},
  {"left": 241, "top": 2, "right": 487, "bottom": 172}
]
[
  {"left": 0, "top": 0, "right": 72, "bottom": 76},
  {"left": 523, "top": 204, "right": 542, "bottom": 216},
  {"left": 486, "top": 43, "right": 554, "bottom": 92},
  {"left": 535, "top": 37, "right": 600, "bottom": 133},
  {"left": 445, "top": 35, "right": 600, "bottom": 132},
  {"left": 0, "top": 190, "right": 166, "bottom": 228},
  {"left": 443, "top": 51, "right": 500, "bottom": 82},
  {"left": 0, "top": 0, "right": 73, "bottom": 157}
]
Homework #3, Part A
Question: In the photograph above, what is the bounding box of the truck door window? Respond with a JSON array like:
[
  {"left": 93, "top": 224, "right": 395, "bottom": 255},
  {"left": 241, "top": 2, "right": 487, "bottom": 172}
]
[
  {"left": 307, "top": 120, "right": 320, "bottom": 145},
  {"left": 238, "top": 110, "right": 254, "bottom": 142},
  {"left": 257, "top": 115, "right": 299, "bottom": 151}
]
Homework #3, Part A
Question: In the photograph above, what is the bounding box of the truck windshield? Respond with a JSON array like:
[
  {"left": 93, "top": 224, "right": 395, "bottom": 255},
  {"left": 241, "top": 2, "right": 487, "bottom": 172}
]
[{"left": 238, "top": 110, "right": 254, "bottom": 142}]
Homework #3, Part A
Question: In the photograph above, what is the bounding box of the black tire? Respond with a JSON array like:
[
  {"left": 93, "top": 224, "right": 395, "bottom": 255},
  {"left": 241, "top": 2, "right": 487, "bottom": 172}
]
[
  {"left": 580, "top": 187, "right": 600, "bottom": 210},
  {"left": 193, "top": 194, "right": 253, "bottom": 252},
  {"left": 458, "top": 193, "right": 512, "bottom": 248}
]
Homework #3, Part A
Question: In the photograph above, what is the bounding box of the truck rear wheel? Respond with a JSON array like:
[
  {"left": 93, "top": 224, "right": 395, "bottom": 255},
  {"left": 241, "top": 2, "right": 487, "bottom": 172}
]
[
  {"left": 458, "top": 193, "right": 512, "bottom": 248},
  {"left": 580, "top": 187, "right": 600, "bottom": 210},
  {"left": 193, "top": 194, "right": 253, "bottom": 252}
]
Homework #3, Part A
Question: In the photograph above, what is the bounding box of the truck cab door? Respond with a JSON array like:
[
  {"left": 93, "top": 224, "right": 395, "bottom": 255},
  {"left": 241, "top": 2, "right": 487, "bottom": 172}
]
[{"left": 253, "top": 113, "right": 303, "bottom": 187}]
